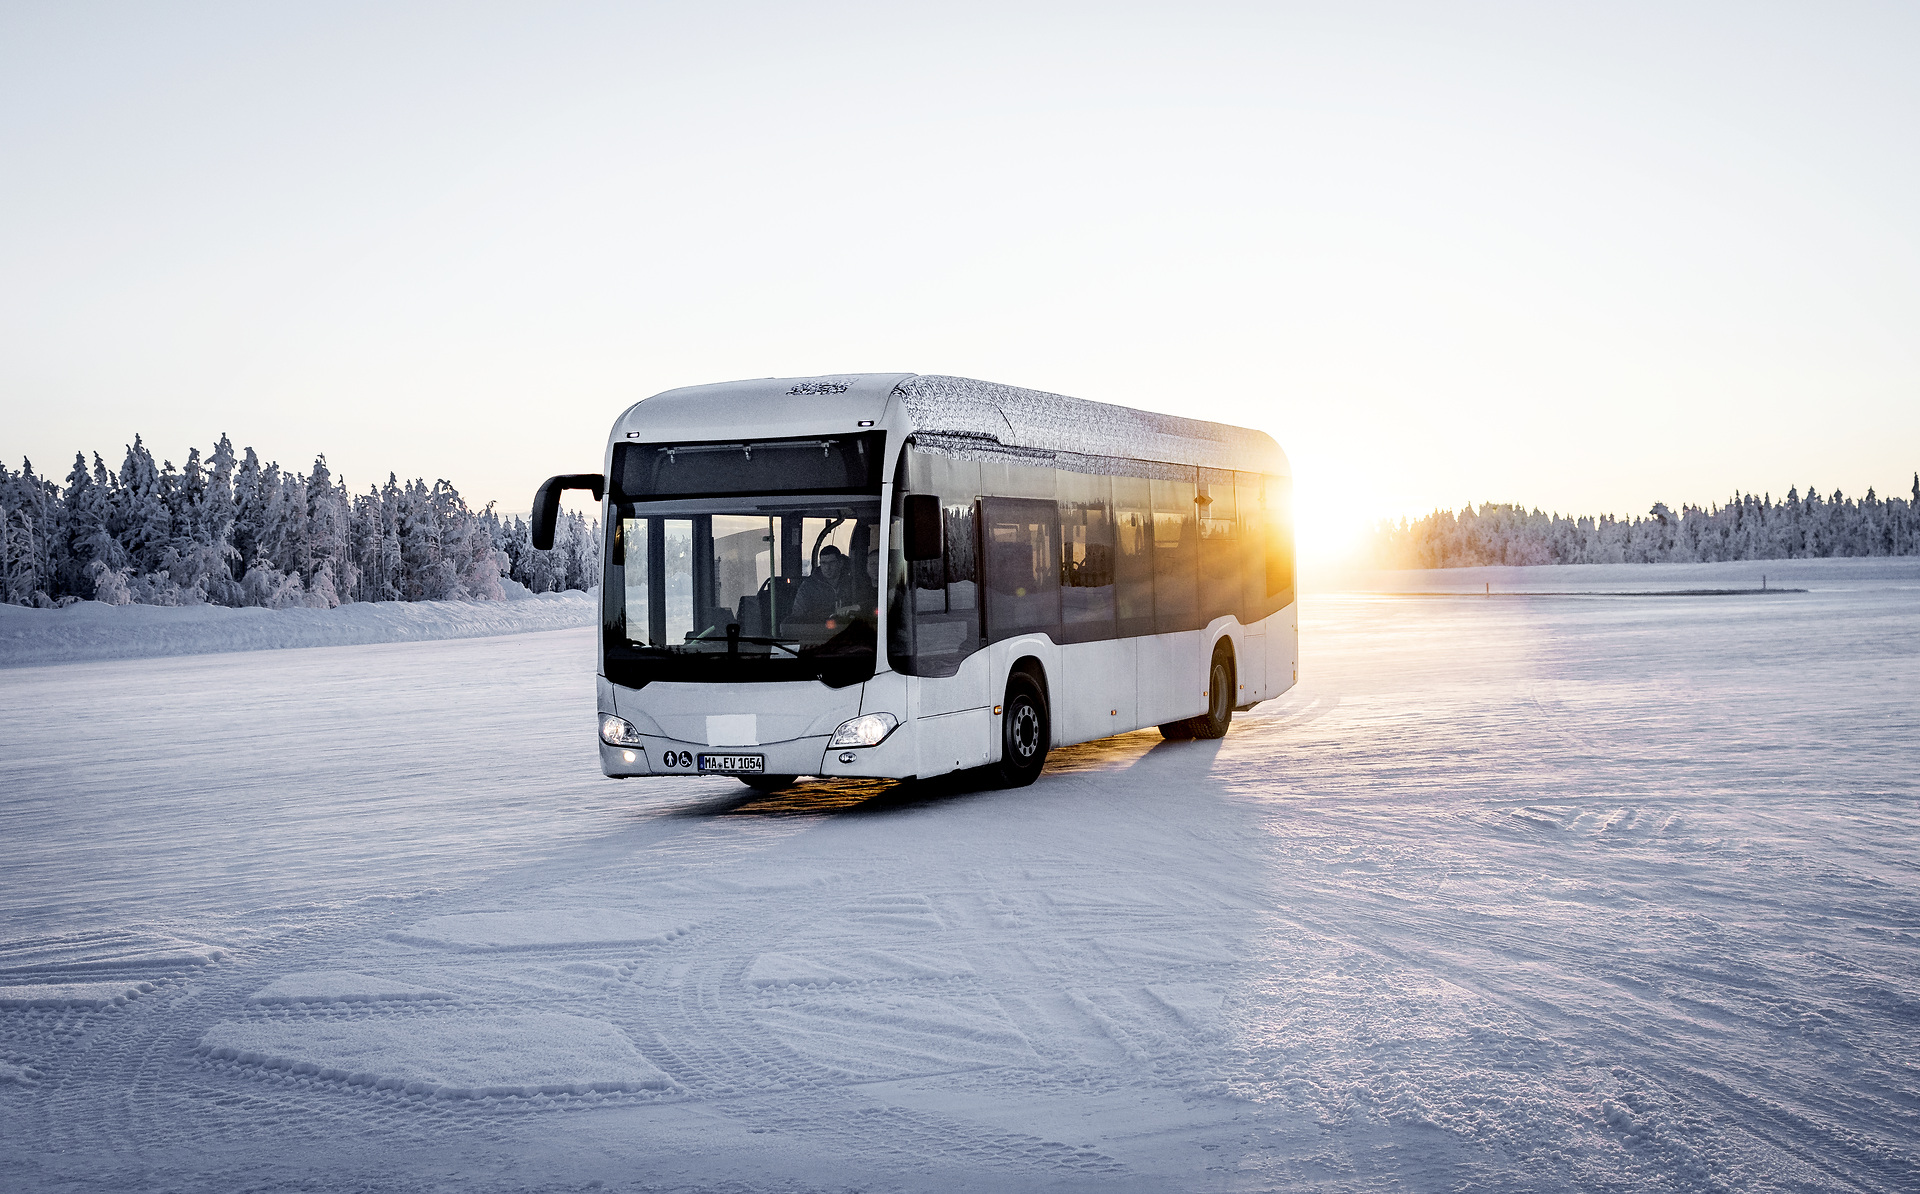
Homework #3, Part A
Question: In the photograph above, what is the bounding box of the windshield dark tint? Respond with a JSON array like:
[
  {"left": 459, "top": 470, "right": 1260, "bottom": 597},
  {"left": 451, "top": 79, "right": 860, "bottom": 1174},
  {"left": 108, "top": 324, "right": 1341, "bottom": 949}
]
[
  {"left": 604, "top": 496, "right": 882, "bottom": 689},
  {"left": 613, "top": 432, "right": 883, "bottom": 500}
]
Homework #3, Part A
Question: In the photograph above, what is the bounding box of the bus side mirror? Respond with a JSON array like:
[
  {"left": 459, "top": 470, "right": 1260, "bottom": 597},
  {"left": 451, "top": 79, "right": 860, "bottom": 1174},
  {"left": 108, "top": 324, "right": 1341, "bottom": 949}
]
[
  {"left": 532, "top": 473, "right": 605, "bottom": 550},
  {"left": 903, "top": 494, "right": 942, "bottom": 561}
]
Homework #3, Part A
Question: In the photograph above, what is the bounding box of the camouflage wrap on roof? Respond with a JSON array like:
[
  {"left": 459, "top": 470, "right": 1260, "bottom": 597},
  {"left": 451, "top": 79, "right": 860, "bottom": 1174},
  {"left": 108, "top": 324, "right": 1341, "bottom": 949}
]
[{"left": 892, "top": 375, "right": 1288, "bottom": 477}]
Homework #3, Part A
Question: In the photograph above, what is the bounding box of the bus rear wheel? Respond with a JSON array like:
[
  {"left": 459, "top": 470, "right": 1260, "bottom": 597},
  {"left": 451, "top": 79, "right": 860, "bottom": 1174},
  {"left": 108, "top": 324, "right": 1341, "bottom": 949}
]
[
  {"left": 1189, "top": 650, "right": 1235, "bottom": 739},
  {"left": 994, "top": 674, "right": 1049, "bottom": 788}
]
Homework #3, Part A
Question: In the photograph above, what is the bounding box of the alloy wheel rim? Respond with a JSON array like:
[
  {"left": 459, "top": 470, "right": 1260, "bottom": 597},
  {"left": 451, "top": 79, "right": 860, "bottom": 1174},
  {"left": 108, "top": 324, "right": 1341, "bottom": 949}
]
[{"left": 1012, "top": 704, "right": 1039, "bottom": 758}]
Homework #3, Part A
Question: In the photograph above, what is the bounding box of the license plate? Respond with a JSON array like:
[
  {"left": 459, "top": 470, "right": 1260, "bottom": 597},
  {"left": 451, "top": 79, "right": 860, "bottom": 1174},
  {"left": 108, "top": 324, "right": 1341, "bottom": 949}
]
[{"left": 699, "top": 753, "right": 764, "bottom": 774}]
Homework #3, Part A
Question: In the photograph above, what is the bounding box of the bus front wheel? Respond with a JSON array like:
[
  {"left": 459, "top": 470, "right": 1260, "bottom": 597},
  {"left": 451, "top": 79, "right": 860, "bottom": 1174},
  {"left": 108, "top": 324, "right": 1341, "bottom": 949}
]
[{"left": 994, "top": 674, "right": 1050, "bottom": 788}]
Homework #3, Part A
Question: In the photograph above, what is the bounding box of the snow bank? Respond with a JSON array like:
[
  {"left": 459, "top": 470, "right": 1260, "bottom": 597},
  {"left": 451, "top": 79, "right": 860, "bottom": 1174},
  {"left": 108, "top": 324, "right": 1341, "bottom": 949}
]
[
  {"left": 245, "top": 971, "right": 454, "bottom": 1006},
  {"left": 0, "top": 929, "right": 226, "bottom": 976},
  {"left": 0, "top": 589, "right": 597, "bottom": 668},
  {"left": 0, "top": 980, "right": 156, "bottom": 1009},
  {"left": 198, "top": 1012, "right": 672, "bottom": 1097},
  {"left": 1315, "top": 555, "right": 1920, "bottom": 594},
  {"left": 0, "top": 1061, "right": 44, "bottom": 1086},
  {"left": 755, "top": 990, "right": 1040, "bottom": 1078},
  {"left": 391, "top": 909, "right": 690, "bottom": 952},
  {"left": 744, "top": 947, "right": 976, "bottom": 989}
]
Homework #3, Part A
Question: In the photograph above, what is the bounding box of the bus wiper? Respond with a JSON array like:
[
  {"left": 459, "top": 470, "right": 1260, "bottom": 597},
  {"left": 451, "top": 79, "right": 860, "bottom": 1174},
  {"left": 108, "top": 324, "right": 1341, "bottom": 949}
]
[{"left": 685, "top": 630, "right": 801, "bottom": 657}]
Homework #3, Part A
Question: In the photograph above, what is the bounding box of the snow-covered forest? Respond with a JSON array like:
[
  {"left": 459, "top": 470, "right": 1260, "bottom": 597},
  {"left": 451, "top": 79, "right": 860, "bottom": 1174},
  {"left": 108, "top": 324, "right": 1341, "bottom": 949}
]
[
  {"left": 0, "top": 437, "right": 599, "bottom": 608},
  {"left": 1374, "top": 477, "right": 1920, "bottom": 568}
]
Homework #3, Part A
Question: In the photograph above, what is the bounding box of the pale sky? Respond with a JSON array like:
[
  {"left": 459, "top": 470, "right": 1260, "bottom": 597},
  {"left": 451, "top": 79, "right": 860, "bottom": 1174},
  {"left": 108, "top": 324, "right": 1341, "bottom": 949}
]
[{"left": 4, "top": 1, "right": 1916, "bottom": 563}]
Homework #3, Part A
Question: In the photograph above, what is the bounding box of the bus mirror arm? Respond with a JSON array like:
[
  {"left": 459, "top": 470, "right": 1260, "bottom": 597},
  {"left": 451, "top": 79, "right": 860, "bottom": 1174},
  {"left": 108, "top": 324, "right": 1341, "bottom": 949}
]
[
  {"left": 903, "top": 494, "right": 942, "bottom": 561},
  {"left": 532, "top": 473, "right": 606, "bottom": 550}
]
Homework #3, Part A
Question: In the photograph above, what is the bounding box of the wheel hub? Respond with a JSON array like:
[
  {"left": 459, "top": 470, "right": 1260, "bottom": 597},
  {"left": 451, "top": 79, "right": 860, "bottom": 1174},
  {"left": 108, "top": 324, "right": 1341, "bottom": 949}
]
[{"left": 1011, "top": 705, "right": 1039, "bottom": 757}]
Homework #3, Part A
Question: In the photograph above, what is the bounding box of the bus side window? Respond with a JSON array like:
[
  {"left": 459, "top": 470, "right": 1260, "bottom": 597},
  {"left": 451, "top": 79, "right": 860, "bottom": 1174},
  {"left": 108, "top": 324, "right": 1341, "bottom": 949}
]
[
  {"left": 1111, "top": 476, "right": 1154, "bottom": 638},
  {"left": 1150, "top": 475, "right": 1201, "bottom": 634},
  {"left": 889, "top": 450, "right": 985, "bottom": 677},
  {"left": 943, "top": 502, "right": 976, "bottom": 603},
  {"left": 1266, "top": 474, "right": 1295, "bottom": 609},
  {"left": 1236, "top": 472, "right": 1269, "bottom": 621},
  {"left": 616, "top": 517, "right": 651, "bottom": 645},
  {"left": 1058, "top": 471, "right": 1116, "bottom": 643},
  {"left": 1198, "top": 466, "right": 1239, "bottom": 623},
  {"left": 887, "top": 505, "right": 912, "bottom": 667},
  {"left": 981, "top": 496, "right": 1062, "bottom": 644}
]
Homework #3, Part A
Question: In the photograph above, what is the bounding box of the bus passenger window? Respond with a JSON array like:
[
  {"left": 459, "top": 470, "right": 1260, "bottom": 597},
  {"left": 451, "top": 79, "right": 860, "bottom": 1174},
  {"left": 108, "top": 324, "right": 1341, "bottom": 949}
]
[
  {"left": 1266, "top": 474, "right": 1295, "bottom": 608},
  {"left": 1199, "top": 467, "right": 1239, "bottom": 623},
  {"left": 1150, "top": 477, "right": 1200, "bottom": 633},
  {"left": 1111, "top": 476, "right": 1154, "bottom": 638},
  {"left": 1236, "top": 472, "right": 1270, "bottom": 621},
  {"left": 981, "top": 497, "right": 1062, "bottom": 643},
  {"left": 1058, "top": 471, "right": 1116, "bottom": 643}
]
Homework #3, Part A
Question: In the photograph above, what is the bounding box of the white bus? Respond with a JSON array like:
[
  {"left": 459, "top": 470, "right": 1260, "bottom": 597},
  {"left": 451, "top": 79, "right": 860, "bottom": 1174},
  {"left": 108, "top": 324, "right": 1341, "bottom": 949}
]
[{"left": 532, "top": 374, "right": 1295, "bottom": 790}]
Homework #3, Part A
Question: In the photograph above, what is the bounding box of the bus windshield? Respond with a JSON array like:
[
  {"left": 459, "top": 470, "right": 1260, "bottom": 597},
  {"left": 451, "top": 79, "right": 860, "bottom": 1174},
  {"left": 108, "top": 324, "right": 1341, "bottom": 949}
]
[{"left": 604, "top": 495, "right": 883, "bottom": 688}]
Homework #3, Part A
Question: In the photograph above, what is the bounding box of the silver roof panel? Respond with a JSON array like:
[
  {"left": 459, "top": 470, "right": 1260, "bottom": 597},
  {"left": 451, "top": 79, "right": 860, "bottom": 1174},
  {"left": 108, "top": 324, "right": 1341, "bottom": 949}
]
[
  {"left": 612, "top": 372, "right": 1287, "bottom": 477},
  {"left": 893, "top": 375, "right": 1288, "bottom": 477}
]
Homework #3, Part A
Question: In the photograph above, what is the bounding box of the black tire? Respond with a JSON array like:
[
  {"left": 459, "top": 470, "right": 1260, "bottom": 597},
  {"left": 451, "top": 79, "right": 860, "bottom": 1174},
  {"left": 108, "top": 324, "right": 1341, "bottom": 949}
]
[
  {"left": 740, "top": 774, "right": 799, "bottom": 792},
  {"left": 1157, "top": 721, "right": 1195, "bottom": 740},
  {"left": 1187, "top": 649, "right": 1235, "bottom": 740},
  {"left": 994, "top": 673, "right": 1050, "bottom": 787}
]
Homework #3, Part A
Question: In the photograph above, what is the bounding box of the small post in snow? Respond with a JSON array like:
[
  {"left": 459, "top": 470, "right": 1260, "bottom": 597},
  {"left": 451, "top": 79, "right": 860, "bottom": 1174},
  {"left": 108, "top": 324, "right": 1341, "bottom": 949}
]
[
  {"left": 1485, "top": 582, "right": 1490, "bottom": 598},
  {"left": 1762, "top": 575, "right": 1767, "bottom": 591}
]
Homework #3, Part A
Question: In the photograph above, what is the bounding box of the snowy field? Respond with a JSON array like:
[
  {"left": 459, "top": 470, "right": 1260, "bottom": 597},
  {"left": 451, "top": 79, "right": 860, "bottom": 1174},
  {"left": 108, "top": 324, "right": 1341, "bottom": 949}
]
[
  {"left": 0, "top": 588, "right": 597, "bottom": 669},
  {"left": 2, "top": 560, "right": 1916, "bottom": 1193}
]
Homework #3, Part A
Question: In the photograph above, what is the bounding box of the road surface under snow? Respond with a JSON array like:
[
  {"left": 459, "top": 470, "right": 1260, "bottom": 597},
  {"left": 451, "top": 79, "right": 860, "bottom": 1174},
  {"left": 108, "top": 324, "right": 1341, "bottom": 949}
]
[{"left": 2, "top": 560, "right": 1917, "bottom": 1192}]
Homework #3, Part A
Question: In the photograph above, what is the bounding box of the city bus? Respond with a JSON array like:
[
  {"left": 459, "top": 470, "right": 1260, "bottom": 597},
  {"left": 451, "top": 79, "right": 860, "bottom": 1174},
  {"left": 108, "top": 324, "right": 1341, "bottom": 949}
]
[{"left": 532, "top": 373, "right": 1294, "bottom": 790}]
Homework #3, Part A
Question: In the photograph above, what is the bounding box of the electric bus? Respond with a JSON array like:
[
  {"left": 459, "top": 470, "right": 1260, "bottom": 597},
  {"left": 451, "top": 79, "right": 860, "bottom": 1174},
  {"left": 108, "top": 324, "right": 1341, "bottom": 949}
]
[{"left": 532, "top": 374, "right": 1295, "bottom": 790}]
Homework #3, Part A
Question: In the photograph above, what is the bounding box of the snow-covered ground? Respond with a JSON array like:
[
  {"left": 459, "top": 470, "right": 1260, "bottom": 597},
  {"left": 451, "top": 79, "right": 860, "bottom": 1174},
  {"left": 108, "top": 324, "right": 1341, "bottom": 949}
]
[
  {"left": 2, "top": 560, "right": 1916, "bottom": 1192},
  {"left": 0, "top": 588, "right": 597, "bottom": 668},
  {"left": 1311, "top": 554, "right": 1920, "bottom": 595}
]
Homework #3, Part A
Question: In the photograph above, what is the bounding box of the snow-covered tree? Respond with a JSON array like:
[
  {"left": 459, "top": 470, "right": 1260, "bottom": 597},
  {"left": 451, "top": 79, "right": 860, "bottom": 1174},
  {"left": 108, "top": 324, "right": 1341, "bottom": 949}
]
[
  {"left": 0, "top": 433, "right": 605, "bottom": 607},
  {"left": 1373, "top": 477, "right": 1920, "bottom": 569}
]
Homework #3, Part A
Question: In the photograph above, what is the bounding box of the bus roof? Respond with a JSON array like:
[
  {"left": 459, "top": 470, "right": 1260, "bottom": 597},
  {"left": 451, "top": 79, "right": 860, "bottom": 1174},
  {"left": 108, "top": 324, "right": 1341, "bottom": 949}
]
[
  {"left": 616, "top": 373, "right": 1289, "bottom": 478},
  {"left": 894, "top": 374, "right": 1289, "bottom": 478}
]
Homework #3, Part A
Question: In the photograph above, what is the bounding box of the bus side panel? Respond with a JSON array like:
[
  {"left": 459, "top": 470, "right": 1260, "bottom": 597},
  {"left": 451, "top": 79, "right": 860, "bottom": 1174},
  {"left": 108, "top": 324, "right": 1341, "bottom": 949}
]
[
  {"left": 1172, "top": 629, "right": 1206, "bottom": 721},
  {"left": 1133, "top": 633, "right": 1171, "bottom": 727},
  {"left": 1136, "top": 629, "right": 1205, "bottom": 727},
  {"left": 915, "top": 707, "right": 993, "bottom": 777},
  {"left": 910, "top": 651, "right": 994, "bottom": 777},
  {"left": 1055, "top": 638, "right": 1134, "bottom": 747},
  {"left": 911, "top": 647, "right": 991, "bottom": 719},
  {"left": 1268, "top": 602, "right": 1298, "bottom": 695},
  {"left": 1240, "top": 622, "right": 1267, "bottom": 702}
]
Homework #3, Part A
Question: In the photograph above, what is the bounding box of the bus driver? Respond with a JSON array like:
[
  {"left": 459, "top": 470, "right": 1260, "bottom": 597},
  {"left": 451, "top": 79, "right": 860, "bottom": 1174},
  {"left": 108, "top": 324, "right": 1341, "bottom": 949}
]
[{"left": 790, "top": 544, "right": 872, "bottom": 627}]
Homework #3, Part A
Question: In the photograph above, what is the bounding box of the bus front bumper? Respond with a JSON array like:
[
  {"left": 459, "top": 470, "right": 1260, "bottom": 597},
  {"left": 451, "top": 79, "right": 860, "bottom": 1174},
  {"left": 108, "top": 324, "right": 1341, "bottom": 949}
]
[{"left": 598, "top": 729, "right": 915, "bottom": 780}]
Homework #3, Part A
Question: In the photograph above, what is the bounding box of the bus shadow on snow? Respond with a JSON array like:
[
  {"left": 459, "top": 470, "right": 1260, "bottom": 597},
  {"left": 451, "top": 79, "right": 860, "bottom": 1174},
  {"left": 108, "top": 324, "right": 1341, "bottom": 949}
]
[{"left": 669, "top": 729, "right": 1222, "bottom": 819}]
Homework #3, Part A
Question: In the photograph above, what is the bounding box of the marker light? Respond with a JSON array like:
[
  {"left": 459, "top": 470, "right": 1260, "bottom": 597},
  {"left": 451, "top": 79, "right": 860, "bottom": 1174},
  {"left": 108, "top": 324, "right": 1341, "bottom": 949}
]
[
  {"left": 600, "top": 715, "right": 646, "bottom": 747},
  {"left": 828, "top": 712, "right": 898, "bottom": 748},
  {"left": 622, "top": 750, "right": 637, "bottom": 763}
]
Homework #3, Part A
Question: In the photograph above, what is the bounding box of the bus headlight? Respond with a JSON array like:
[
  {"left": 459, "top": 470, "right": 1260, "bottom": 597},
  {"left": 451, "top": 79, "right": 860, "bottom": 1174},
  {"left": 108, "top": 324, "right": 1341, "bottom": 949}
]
[
  {"left": 828, "top": 712, "right": 898, "bottom": 748},
  {"left": 600, "top": 715, "right": 646, "bottom": 747}
]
